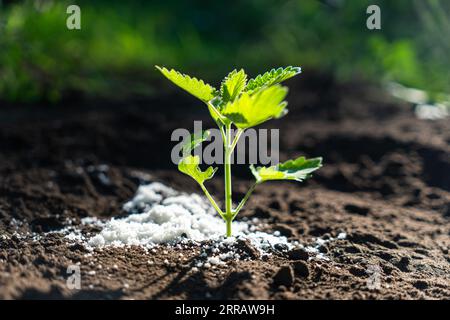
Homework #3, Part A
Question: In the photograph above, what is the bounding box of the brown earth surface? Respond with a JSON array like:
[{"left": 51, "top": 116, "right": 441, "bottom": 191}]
[{"left": 0, "top": 73, "right": 449, "bottom": 299}]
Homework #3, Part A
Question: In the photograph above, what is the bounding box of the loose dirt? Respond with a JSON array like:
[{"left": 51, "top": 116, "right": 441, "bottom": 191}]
[{"left": 0, "top": 72, "right": 449, "bottom": 299}]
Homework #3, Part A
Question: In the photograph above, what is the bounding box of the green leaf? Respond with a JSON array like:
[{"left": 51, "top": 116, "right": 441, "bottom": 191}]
[
  {"left": 182, "top": 130, "right": 210, "bottom": 155},
  {"left": 250, "top": 156, "right": 322, "bottom": 183},
  {"left": 221, "top": 85, "right": 288, "bottom": 129},
  {"left": 220, "top": 69, "right": 247, "bottom": 103},
  {"left": 178, "top": 131, "right": 217, "bottom": 186},
  {"left": 178, "top": 155, "right": 217, "bottom": 185},
  {"left": 156, "top": 66, "right": 217, "bottom": 102},
  {"left": 246, "top": 66, "right": 301, "bottom": 94}
]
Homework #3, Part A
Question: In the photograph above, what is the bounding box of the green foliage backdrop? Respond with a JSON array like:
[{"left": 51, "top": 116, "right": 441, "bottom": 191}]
[{"left": 0, "top": 0, "right": 448, "bottom": 102}]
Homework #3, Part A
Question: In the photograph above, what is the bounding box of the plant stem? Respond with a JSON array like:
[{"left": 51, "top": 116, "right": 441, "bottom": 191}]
[
  {"left": 226, "top": 218, "right": 232, "bottom": 237},
  {"left": 199, "top": 183, "right": 225, "bottom": 219},
  {"left": 224, "top": 123, "right": 233, "bottom": 237},
  {"left": 230, "top": 129, "right": 243, "bottom": 152},
  {"left": 206, "top": 101, "right": 225, "bottom": 126},
  {"left": 219, "top": 126, "right": 226, "bottom": 144},
  {"left": 232, "top": 183, "right": 257, "bottom": 220}
]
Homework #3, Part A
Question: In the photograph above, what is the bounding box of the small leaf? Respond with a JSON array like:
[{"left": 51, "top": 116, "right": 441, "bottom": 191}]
[
  {"left": 250, "top": 156, "right": 322, "bottom": 183},
  {"left": 221, "top": 85, "right": 288, "bottom": 129},
  {"left": 220, "top": 69, "right": 247, "bottom": 102},
  {"left": 156, "top": 66, "right": 217, "bottom": 102},
  {"left": 178, "top": 155, "right": 217, "bottom": 185},
  {"left": 246, "top": 66, "right": 301, "bottom": 94},
  {"left": 182, "top": 130, "right": 210, "bottom": 155}
]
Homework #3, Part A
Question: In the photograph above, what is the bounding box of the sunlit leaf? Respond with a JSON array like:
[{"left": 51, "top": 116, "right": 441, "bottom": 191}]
[
  {"left": 178, "top": 155, "right": 217, "bottom": 185},
  {"left": 221, "top": 85, "right": 288, "bottom": 128},
  {"left": 250, "top": 156, "right": 322, "bottom": 183},
  {"left": 245, "top": 66, "right": 301, "bottom": 94},
  {"left": 156, "top": 66, "right": 217, "bottom": 102},
  {"left": 220, "top": 69, "right": 247, "bottom": 102}
]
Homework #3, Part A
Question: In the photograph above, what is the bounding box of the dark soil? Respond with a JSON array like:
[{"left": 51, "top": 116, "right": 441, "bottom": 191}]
[{"left": 0, "top": 72, "right": 449, "bottom": 299}]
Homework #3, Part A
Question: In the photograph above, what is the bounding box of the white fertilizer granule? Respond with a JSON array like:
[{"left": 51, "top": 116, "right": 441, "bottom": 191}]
[
  {"left": 3, "top": 182, "right": 347, "bottom": 267},
  {"left": 87, "top": 182, "right": 292, "bottom": 254},
  {"left": 49, "top": 181, "right": 346, "bottom": 265},
  {"left": 89, "top": 187, "right": 248, "bottom": 246}
]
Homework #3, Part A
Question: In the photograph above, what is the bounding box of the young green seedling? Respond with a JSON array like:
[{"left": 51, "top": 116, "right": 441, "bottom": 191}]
[{"left": 156, "top": 66, "right": 322, "bottom": 237}]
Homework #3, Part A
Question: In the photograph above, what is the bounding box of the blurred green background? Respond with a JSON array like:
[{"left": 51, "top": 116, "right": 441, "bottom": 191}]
[{"left": 0, "top": 0, "right": 448, "bottom": 103}]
